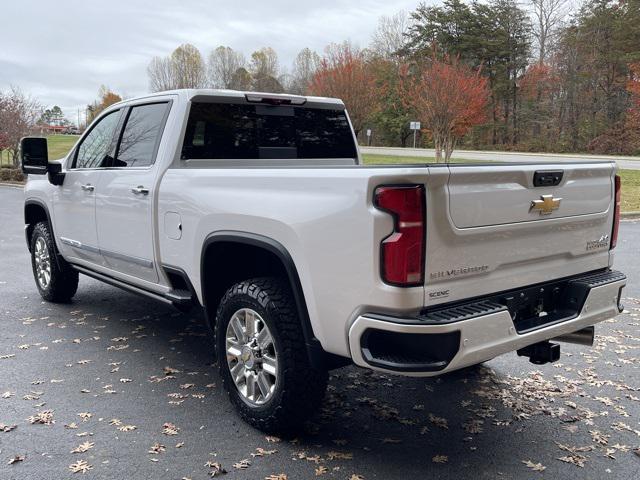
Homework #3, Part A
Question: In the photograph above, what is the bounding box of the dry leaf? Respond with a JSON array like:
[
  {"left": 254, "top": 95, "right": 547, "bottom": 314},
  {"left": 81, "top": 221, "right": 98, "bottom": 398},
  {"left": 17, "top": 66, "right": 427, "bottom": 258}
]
[
  {"left": 162, "top": 422, "right": 179, "bottom": 435},
  {"left": 205, "top": 461, "right": 227, "bottom": 476},
  {"left": 432, "top": 455, "right": 448, "bottom": 464},
  {"left": 0, "top": 423, "right": 17, "bottom": 433},
  {"left": 149, "top": 443, "right": 166, "bottom": 454},
  {"left": 315, "top": 466, "right": 328, "bottom": 475},
  {"left": 69, "top": 459, "right": 93, "bottom": 473},
  {"left": 77, "top": 412, "right": 92, "bottom": 422},
  {"left": 233, "top": 459, "right": 251, "bottom": 469},
  {"left": 71, "top": 442, "right": 94, "bottom": 454},
  {"left": 27, "top": 410, "right": 54, "bottom": 425},
  {"left": 7, "top": 454, "right": 25, "bottom": 465},
  {"left": 522, "top": 460, "right": 546, "bottom": 472}
]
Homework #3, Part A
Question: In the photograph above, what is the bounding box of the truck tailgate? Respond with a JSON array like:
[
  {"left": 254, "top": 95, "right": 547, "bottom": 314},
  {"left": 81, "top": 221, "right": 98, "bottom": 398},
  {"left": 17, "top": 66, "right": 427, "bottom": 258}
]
[{"left": 424, "top": 162, "right": 616, "bottom": 307}]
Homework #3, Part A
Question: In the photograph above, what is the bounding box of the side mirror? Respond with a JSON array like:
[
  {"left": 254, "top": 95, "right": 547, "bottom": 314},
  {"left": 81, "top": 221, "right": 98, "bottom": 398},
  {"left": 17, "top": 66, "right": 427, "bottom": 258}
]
[{"left": 20, "top": 137, "right": 49, "bottom": 174}]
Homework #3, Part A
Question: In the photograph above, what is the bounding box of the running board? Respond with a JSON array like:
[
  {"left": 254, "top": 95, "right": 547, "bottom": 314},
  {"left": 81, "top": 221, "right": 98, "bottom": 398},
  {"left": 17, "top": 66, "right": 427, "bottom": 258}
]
[{"left": 72, "top": 265, "right": 187, "bottom": 308}]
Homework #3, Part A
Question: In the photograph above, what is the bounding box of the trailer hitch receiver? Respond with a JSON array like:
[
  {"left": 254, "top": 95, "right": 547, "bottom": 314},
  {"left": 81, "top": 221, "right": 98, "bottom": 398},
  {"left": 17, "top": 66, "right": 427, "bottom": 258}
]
[{"left": 517, "top": 341, "right": 560, "bottom": 365}]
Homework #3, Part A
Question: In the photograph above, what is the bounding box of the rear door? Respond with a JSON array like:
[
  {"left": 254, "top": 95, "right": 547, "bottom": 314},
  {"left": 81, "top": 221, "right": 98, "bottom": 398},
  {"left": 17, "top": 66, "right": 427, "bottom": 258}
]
[
  {"left": 424, "top": 163, "right": 615, "bottom": 306},
  {"left": 95, "top": 101, "right": 170, "bottom": 283}
]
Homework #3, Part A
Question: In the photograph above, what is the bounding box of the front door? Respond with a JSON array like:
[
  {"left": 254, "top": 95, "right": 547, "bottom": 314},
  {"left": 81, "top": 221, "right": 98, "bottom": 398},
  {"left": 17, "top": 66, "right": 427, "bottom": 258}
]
[
  {"left": 53, "top": 109, "right": 122, "bottom": 266},
  {"left": 95, "top": 101, "right": 170, "bottom": 284}
]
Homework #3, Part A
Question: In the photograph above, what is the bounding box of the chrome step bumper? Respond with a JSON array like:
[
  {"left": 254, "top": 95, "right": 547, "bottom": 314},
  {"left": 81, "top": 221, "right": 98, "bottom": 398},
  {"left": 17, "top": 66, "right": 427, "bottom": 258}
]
[{"left": 348, "top": 270, "right": 626, "bottom": 376}]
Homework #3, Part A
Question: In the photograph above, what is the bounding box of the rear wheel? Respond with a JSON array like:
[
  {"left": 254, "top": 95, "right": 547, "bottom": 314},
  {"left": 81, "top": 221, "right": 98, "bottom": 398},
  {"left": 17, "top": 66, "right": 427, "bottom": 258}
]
[
  {"left": 215, "top": 277, "right": 328, "bottom": 432},
  {"left": 30, "top": 222, "right": 78, "bottom": 302}
]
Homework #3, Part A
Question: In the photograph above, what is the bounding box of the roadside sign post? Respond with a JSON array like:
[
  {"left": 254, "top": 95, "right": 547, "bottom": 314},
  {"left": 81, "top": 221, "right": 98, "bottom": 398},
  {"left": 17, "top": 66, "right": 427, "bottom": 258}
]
[
  {"left": 366, "top": 129, "right": 372, "bottom": 146},
  {"left": 409, "top": 121, "right": 421, "bottom": 148}
]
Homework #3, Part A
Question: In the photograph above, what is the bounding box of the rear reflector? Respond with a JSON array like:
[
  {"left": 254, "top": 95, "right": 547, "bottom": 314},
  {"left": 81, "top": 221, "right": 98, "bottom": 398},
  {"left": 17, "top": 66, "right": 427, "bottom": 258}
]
[
  {"left": 374, "top": 185, "right": 425, "bottom": 286},
  {"left": 611, "top": 174, "right": 621, "bottom": 249}
]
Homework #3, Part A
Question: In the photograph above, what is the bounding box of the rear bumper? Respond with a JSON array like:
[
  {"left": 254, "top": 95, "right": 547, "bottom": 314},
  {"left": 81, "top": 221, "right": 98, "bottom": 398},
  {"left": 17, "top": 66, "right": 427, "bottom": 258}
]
[{"left": 348, "top": 270, "right": 626, "bottom": 376}]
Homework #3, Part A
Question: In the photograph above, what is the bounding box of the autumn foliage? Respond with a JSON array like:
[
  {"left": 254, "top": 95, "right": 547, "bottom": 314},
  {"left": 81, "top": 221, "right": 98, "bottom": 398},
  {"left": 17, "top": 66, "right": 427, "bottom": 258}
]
[
  {"left": 309, "top": 43, "right": 382, "bottom": 137},
  {"left": 400, "top": 55, "right": 489, "bottom": 162},
  {"left": 626, "top": 63, "right": 640, "bottom": 149}
]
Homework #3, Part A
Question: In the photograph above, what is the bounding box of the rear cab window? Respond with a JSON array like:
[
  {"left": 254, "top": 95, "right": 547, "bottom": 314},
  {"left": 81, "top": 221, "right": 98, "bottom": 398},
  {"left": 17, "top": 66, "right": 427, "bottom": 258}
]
[{"left": 181, "top": 101, "right": 357, "bottom": 161}]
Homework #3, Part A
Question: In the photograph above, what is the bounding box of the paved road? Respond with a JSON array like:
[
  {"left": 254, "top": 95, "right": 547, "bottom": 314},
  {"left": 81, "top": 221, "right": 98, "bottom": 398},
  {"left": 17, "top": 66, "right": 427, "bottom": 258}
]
[
  {"left": 360, "top": 146, "right": 640, "bottom": 170},
  {"left": 0, "top": 185, "right": 639, "bottom": 479}
]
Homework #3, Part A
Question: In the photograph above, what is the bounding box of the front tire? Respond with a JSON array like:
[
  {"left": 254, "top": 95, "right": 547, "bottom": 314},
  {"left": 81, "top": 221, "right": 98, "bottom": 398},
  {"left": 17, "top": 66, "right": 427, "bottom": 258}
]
[
  {"left": 215, "top": 277, "right": 328, "bottom": 432},
  {"left": 30, "top": 221, "right": 79, "bottom": 302}
]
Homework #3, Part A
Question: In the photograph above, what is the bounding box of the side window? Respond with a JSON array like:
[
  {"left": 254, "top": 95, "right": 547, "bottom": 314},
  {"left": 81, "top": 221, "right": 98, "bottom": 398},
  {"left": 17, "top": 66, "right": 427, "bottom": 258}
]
[
  {"left": 74, "top": 110, "right": 121, "bottom": 168},
  {"left": 114, "top": 103, "right": 168, "bottom": 168}
]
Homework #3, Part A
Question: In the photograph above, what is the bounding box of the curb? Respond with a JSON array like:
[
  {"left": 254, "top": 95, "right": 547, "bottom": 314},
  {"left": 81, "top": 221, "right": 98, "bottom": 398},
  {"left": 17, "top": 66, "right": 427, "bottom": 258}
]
[
  {"left": 621, "top": 211, "right": 640, "bottom": 220},
  {"left": 0, "top": 182, "right": 25, "bottom": 189}
]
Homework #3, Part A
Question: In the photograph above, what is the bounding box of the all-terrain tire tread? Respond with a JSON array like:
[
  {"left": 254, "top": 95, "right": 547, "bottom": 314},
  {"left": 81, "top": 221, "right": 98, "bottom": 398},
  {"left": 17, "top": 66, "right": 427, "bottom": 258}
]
[{"left": 215, "top": 277, "right": 328, "bottom": 433}]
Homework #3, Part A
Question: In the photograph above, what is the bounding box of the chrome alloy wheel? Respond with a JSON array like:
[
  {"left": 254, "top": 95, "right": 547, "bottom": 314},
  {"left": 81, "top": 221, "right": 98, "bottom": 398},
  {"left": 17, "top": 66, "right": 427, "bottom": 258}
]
[
  {"left": 225, "top": 308, "right": 278, "bottom": 406},
  {"left": 34, "top": 237, "right": 52, "bottom": 289}
]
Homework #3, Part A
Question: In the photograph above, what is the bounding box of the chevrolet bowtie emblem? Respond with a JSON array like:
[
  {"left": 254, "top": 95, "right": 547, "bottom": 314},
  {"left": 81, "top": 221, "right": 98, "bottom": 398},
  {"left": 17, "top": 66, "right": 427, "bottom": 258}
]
[{"left": 530, "top": 194, "right": 562, "bottom": 215}]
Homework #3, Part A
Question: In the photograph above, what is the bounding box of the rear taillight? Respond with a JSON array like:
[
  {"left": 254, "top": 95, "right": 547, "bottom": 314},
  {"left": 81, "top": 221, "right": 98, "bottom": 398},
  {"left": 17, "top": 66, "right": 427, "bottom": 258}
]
[
  {"left": 611, "top": 174, "right": 621, "bottom": 249},
  {"left": 374, "top": 185, "right": 425, "bottom": 286}
]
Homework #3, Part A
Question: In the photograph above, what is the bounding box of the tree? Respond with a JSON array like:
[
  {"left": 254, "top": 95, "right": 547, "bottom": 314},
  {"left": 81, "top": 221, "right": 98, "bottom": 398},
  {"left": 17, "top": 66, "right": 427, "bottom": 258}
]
[
  {"left": 230, "top": 67, "right": 253, "bottom": 91},
  {"left": 288, "top": 48, "right": 320, "bottom": 95},
  {"left": 207, "top": 46, "right": 246, "bottom": 89},
  {"left": 530, "top": 0, "right": 569, "bottom": 64},
  {"left": 406, "top": 0, "right": 531, "bottom": 145},
  {"left": 400, "top": 54, "right": 489, "bottom": 161},
  {"left": 369, "top": 59, "right": 414, "bottom": 146},
  {"left": 0, "top": 87, "right": 41, "bottom": 166},
  {"left": 147, "top": 44, "right": 206, "bottom": 92},
  {"left": 147, "top": 56, "right": 176, "bottom": 92},
  {"left": 250, "top": 47, "right": 283, "bottom": 92},
  {"left": 370, "top": 11, "right": 411, "bottom": 60},
  {"left": 171, "top": 44, "right": 207, "bottom": 89},
  {"left": 87, "top": 86, "right": 122, "bottom": 122},
  {"left": 309, "top": 42, "right": 382, "bottom": 138}
]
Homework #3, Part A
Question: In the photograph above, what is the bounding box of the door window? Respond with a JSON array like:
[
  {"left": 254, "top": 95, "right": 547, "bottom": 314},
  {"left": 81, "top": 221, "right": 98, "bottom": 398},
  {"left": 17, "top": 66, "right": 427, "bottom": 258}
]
[
  {"left": 74, "top": 110, "right": 121, "bottom": 168},
  {"left": 114, "top": 103, "right": 169, "bottom": 167}
]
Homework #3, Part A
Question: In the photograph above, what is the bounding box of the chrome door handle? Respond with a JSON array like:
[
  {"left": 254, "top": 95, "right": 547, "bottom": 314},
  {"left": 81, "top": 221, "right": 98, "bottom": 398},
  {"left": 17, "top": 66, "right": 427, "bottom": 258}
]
[
  {"left": 131, "top": 186, "right": 149, "bottom": 195},
  {"left": 80, "top": 184, "right": 94, "bottom": 192}
]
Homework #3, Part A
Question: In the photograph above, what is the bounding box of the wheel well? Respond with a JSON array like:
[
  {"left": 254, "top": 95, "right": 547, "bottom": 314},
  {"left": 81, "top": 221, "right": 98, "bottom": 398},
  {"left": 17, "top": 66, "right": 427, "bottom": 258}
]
[
  {"left": 202, "top": 241, "right": 290, "bottom": 322},
  {"left": 24, "top": 203, "right": 50, "bottom": 252}
]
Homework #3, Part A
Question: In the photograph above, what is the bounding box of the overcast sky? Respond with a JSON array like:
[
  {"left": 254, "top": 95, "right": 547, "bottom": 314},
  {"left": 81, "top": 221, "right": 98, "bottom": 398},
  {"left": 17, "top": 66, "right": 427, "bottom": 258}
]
[{"left": 1, "top": 0, "right": 423, "bottom": 124}]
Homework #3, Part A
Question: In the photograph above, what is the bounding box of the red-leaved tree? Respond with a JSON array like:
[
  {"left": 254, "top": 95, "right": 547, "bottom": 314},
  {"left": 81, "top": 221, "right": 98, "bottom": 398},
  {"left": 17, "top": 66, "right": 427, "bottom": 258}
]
[
  {"left": 400, "top": 54, "right": 489, "bottom": 162},
  {"left": 626, "top": 63, "right": 640, "bottom": 152},
  {"left": 309, "top": 43, "right": 382, "bottom": 139}
]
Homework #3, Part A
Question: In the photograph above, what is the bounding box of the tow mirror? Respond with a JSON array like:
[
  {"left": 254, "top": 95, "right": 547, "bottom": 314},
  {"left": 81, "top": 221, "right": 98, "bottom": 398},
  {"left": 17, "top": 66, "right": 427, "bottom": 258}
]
[{"left": 20, "top": 137, "right": 49, "bottom": 175}]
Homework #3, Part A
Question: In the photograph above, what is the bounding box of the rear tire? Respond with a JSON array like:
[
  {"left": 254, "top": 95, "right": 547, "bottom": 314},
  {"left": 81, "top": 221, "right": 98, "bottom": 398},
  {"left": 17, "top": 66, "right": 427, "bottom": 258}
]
[
  {"left": 215, "top": 277, "right": 328, "bottom": 433},
  {"left": 30, "top": 221, "right": 79, "bottom": 302}
]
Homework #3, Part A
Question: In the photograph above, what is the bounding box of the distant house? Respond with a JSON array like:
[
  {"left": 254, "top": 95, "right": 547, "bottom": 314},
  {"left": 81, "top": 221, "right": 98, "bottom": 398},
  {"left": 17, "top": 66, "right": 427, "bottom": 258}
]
[{"left": 40, "top": 125, "right": 67, "bottom": 134}]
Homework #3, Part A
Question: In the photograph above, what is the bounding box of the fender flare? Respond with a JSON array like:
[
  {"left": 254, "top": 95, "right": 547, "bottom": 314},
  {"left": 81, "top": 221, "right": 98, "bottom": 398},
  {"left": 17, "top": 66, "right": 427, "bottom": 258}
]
[{"left": 200, "top": 231, "right": 346, "bottom": 370}]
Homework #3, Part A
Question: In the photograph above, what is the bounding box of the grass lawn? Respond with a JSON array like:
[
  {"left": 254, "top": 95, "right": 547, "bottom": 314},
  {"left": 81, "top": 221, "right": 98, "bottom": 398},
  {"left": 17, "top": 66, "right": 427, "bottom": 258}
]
[
  {"left": 362, "top": 153, "right": 475, "bottom": 164},
  {"left": 363, "top": 153, "right": 640, "bottom": 213},
  {"left": 0, "top": 135, "right": 78, "bottom": 166},
  {"left": 47, "top": 134, "right": 79, "bottom": 159}
]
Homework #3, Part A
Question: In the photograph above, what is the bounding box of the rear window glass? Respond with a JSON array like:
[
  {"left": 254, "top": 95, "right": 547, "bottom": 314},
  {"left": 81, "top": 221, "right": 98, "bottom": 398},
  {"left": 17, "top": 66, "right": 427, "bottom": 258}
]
[{"left": 181, "top": 102, "right": 357, "bottom": 160}]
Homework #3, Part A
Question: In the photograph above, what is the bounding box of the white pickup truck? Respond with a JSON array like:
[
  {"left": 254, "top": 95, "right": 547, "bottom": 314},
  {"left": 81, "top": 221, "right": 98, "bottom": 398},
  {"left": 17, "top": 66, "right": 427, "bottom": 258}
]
[{"left": 21, "top": 89, "right": 626, "bottom": 432}]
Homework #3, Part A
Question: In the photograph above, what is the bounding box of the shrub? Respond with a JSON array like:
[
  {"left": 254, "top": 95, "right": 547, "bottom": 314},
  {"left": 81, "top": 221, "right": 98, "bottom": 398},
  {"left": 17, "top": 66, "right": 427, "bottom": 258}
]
[{"left": 0, "top": 168, "right": 25, "bottom": 183}]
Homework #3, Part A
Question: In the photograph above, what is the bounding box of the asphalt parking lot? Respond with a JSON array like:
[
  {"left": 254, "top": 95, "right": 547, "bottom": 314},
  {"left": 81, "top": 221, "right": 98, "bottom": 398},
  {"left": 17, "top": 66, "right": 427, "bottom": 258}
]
[{"left": 1, "top": 185, "right": 639, "bottom": 479}]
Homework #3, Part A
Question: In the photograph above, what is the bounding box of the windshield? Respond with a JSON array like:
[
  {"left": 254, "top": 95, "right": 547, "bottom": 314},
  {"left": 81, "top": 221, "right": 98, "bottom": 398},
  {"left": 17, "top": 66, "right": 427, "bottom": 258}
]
[{"left": 181, "top": 102, "right": 357, "bottom": 160}]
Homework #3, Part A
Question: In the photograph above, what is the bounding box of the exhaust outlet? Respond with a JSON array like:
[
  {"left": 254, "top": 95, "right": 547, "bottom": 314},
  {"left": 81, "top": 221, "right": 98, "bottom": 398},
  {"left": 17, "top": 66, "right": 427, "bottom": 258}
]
[{"left": 553, "top": 326, "right": 595, "bottom": 347}]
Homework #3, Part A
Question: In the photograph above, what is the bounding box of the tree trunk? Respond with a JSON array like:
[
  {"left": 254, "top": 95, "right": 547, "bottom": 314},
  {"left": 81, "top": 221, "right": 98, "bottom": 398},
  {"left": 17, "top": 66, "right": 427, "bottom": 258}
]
[{"left": 434, "top": 135, "right": 443, "bottom": 163}]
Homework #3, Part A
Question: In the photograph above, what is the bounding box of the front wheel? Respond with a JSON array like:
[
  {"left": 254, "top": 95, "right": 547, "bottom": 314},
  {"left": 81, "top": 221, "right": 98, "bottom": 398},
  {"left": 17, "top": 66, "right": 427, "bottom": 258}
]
[
  {"left": 30, "top": 221, "right": 79, "bottom": 302},
  {"left": 215, "top": 277, "right": 328, "bottom": 432}
]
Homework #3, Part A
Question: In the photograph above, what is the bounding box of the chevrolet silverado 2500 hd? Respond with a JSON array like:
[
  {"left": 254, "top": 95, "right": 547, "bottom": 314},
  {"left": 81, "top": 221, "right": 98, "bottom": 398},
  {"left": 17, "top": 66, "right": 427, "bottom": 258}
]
[{"left": 20, "top": 89, "right": 626, "bottom": 431}]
